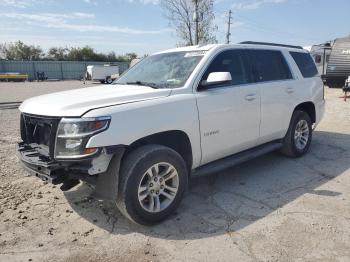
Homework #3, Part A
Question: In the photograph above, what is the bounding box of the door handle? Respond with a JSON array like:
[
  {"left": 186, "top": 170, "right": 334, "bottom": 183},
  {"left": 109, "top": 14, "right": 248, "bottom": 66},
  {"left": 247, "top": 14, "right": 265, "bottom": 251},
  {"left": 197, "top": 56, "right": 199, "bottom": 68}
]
[
  {"left": 245, "top": 94, "right": 256, "bottom": 101},
  {"left": 286, "top": 87, "right": 294, "bottom": 94}
]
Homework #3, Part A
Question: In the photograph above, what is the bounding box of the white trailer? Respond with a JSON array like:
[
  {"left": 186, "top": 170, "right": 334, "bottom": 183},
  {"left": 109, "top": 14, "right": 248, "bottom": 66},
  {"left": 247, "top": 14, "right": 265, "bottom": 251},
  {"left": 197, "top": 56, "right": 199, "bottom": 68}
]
[
  {"left": 86, "top": 65, "right": 119, "bottom": 84},
  {"left": 310, "top": 43, "right": 332, "bottom": 76}
]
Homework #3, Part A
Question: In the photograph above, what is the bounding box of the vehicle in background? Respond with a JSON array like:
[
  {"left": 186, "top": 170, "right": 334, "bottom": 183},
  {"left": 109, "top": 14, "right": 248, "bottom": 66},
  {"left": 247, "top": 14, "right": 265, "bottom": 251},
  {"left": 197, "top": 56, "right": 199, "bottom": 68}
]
[
  {"left": 310, "top": 42, "right": 332, "bottom": 76},
  {"left": 326, "top": 36, "right": 350, "bottom": 88},
  {"left": 17, "top": 42, "right": 325, "bottom": 225},
  {"left": 86, "top": 65, "right": 119, "bottom": 84},
  {"left": 311, "top": 36, "right": 350, "bottom": 88},
  {"left": 130, "top": 58, "right": 141, "bottom": 68}
]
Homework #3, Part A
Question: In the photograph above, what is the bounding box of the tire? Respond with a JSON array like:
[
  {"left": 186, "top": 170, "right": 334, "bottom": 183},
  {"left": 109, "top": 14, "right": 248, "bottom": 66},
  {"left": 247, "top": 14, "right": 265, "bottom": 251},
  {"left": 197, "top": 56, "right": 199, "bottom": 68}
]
[
  {"left": 117, "top": 144, "right": 188, "bottom": 225},
  {"left": 280, "top": 110, "right": 312, "bottom": 158},
  {"left": 106, "top": 77, "right": 113, "bottom": 84}
]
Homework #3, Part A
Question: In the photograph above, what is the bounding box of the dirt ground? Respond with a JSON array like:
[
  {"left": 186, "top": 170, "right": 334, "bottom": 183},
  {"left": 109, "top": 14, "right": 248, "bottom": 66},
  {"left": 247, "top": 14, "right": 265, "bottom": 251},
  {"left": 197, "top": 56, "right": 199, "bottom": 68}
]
[
  {"left": 0, "top": 81, "right": 95, "bottom": 103},
  {"left": 0, "top": 81, "right": 350, "bottom": 262}
]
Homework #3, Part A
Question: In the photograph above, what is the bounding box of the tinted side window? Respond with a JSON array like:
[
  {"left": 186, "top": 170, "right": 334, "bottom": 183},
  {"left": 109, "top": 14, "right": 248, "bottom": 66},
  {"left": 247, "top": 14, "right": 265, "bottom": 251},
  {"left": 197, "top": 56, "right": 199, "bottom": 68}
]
[
  {"left": 290, "top": 51, "right": 318, "bottom": 78},
  {"left": 248, "top": 50, "right": 293, "bottom": 82},
  {"left": 202, "top": 50, "right": 251, "bottom": 87}
]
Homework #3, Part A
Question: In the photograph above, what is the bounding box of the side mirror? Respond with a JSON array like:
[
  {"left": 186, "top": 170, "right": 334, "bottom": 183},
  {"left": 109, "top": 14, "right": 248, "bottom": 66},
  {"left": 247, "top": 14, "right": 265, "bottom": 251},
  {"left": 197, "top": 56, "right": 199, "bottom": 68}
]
[{"left": 199, "top": 72, "right": 232, "bottom": 90}]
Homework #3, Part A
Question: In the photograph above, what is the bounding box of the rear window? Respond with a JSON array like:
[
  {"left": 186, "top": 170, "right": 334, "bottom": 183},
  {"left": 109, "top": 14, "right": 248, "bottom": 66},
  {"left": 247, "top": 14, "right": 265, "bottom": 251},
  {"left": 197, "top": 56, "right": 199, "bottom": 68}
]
[
  {"left": 248, "top": 50, "right": 293, "bottom": 82},
  {"left": 290, "top": 52, "right": 318, "bottom": 78}
]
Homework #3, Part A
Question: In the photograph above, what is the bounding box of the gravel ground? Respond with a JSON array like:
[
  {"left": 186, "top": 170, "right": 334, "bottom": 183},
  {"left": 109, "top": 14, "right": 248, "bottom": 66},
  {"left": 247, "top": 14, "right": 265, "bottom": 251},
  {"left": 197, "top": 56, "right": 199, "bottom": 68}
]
[
  {"left": 0, "top": 82, "right": 350, "bottom": 262},
  {"left": 0, "top": 81, "right": 95, "bottom": 103}
]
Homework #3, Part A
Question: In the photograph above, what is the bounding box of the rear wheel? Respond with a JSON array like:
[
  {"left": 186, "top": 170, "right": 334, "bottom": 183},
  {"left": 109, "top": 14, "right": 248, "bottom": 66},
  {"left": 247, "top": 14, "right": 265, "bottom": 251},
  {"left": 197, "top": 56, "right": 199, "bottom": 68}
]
[
  {"left": 117, "top": 145, "right": 188, "bottom": 225},
  {"left": 281, "top": 110, "right": 312, "bottom": 157}
]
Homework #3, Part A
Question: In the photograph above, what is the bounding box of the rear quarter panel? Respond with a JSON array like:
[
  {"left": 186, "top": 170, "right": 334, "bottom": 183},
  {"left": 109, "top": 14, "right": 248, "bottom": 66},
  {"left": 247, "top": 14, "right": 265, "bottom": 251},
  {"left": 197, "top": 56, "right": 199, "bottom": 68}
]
[{"left": 284, "top": 50, "right": 325, "bottom": 131}]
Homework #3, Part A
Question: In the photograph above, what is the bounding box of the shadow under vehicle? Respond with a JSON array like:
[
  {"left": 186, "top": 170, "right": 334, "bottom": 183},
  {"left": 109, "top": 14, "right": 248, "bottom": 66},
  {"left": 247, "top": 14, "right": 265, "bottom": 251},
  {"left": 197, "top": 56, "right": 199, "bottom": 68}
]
[{"left": 63, "top": 131, "right": 350, "bottom": 240}]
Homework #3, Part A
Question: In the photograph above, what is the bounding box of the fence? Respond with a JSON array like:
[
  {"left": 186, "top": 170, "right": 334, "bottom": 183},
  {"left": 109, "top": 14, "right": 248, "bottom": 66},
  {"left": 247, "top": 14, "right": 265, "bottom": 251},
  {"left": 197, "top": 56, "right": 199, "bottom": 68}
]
[{"left": 0, "top": 60, "right": 129, "bottom": 81}]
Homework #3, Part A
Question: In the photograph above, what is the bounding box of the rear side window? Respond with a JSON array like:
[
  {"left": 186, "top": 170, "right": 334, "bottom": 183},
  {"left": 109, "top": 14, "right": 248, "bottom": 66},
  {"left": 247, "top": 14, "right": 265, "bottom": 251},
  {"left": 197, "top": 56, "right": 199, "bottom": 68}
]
[
  {"left": 290, "top": 52, "right": 318, "bottom": 78},
  {"left": 247, "top": 50, "right": 293, "bottom": 82}
]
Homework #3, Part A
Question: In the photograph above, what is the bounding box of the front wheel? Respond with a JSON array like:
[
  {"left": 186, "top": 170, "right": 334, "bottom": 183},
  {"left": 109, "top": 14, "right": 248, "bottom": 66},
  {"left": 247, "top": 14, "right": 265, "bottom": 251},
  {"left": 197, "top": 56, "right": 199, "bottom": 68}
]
[
  {"left": 281, "top": 110, "right": 312, "bottom": 157},
  {"left": 106, "top": 77, "right": 113, "bottom": 84},
  {"left": 117, "top": 145, "right": 188, "bottom": 225}
]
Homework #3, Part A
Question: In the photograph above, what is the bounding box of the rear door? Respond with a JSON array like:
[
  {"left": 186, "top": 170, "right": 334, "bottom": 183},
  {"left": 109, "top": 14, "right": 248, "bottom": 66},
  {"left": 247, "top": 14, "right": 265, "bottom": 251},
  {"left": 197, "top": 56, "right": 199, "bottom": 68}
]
[
  {"left": 246, "top": 49, "right": 295, "bottom": 144},
  {"left": 195, "top": 49, "right": 261, "bottom": 165}
]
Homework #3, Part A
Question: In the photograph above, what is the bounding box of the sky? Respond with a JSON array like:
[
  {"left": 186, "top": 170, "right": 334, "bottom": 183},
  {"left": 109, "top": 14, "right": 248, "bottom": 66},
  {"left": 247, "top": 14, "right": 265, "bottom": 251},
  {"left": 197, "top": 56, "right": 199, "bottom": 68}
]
[{"left": 0, "top": 0, "right": 349, "bottom": 56}]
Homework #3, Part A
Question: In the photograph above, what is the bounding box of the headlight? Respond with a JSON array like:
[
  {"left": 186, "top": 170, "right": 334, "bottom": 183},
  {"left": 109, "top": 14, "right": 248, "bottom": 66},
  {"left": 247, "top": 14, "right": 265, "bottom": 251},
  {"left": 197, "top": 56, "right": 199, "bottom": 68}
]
[{"left": 54, "top": 116, "right": 111, "bottom": 159}]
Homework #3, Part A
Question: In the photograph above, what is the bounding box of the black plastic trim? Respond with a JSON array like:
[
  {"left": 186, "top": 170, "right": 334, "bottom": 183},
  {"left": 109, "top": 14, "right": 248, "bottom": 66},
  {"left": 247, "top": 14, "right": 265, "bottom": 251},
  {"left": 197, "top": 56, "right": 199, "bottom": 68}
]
[
  {"left": 192, "top": 141, "right": 283, "bottom": 177},
  {"left": 240, "top": 41, "right": 303, "bottom": 50}
]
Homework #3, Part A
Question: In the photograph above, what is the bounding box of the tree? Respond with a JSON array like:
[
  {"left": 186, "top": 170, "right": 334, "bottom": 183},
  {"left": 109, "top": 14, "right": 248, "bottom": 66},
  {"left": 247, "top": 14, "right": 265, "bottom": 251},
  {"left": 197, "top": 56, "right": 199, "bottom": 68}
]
[
  {"left": 67, "top": 46, "right": 96, "bottom": 61},
  {"left": 0, "top": 40, "right": 139, "bottom": 62},
  {"left": 106, "top": 51, "right": 117, "bottom": 61},
  {"left": 47, "top": 47, "right": 69, "bottom": 61},
  {"left": 125, "top": 52, "right": 138, "bottom": 61},
  {"left": 1, "top": 41, "right": 43, "bottom": 60},
  {"left": 0, "top": 44, "right": 6, "bottom": 59},
  {"left": 161, "top": 0, "right": 217, "bottom": 46}
]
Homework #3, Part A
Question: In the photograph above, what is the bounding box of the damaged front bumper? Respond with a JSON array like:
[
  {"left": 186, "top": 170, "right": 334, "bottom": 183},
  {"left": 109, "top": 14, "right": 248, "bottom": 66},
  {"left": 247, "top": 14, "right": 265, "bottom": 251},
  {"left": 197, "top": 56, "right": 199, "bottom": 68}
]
[
  {"left": 16, "top": 142, "right": 124, "bottom": 195},
  {"left": 16, "top": 142, "right": 67, "bottom": 184}
]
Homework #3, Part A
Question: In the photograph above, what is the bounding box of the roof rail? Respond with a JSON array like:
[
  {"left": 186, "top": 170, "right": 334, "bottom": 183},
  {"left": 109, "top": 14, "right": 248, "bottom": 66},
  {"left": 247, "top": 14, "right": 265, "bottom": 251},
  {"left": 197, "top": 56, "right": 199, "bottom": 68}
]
[{"left": 239, "top": 41, "right": 303, "bottom": 50}]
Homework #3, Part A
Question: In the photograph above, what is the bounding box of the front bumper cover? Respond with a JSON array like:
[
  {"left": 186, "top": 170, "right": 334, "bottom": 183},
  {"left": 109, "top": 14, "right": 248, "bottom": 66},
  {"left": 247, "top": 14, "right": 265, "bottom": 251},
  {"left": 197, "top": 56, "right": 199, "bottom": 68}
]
[
  {"left": 16, "top": 142, "right": 65, "bottom": 184},
  {"left": 16, "top": 142, "right": 99, "bottom": 185},
  {"left": 16, "top": 142, "right": 125, "bottom": 200}
]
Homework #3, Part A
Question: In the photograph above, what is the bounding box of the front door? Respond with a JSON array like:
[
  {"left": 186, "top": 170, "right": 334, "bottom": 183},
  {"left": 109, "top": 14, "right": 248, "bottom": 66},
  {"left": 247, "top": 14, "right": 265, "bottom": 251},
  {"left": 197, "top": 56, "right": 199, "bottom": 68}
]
[{"left": 195, "top": 49, "right": 261, "bottom": 165}]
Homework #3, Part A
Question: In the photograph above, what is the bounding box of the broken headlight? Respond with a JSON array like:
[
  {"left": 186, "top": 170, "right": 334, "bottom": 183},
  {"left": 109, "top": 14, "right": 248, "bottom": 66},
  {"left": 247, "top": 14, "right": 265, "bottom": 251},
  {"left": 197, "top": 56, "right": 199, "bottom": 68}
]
[{"left": 54, "top": 116, "right": 111, "bottom": 159}]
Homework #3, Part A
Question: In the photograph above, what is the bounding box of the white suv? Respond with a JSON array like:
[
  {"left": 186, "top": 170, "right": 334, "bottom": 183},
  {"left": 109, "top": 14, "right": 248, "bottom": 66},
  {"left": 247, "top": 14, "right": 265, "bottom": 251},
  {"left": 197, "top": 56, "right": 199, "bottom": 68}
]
[{"left": 17, "top": 42, "right": 325, "bottom": 225}]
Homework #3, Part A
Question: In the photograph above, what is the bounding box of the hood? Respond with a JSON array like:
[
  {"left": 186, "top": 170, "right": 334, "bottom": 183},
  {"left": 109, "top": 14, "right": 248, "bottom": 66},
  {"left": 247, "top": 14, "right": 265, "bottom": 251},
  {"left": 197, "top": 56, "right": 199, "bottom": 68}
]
[{"left": 19, "top": 84, "right": 171, "bottom": 117}]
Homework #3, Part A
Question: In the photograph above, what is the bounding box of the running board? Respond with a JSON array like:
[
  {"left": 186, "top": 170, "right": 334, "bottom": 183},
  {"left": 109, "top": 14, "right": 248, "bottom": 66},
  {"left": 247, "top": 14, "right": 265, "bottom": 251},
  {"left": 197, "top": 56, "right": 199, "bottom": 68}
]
[{"left": 192, "top": 142, "right": 283, "bottom": 177}]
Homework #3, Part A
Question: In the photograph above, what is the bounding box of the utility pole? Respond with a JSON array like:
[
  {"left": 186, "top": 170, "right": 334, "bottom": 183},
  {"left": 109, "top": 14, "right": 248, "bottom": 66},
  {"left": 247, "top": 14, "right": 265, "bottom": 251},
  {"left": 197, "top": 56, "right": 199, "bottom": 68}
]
[
  {"left": 193, "top": 0, "right": 199, "bottom": 45},
  {"left": 226, "top": 10, "right": 232, "bottom": 44}
]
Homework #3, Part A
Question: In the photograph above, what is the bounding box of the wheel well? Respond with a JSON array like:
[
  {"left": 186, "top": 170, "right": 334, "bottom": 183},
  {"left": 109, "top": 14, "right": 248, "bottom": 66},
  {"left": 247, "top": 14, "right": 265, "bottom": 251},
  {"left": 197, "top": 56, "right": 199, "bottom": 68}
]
[
  {"left": 124, "top": 130, "right": 193, "bottom": 172},
  {"left": 294, "top": 102, "right": 316, "bottom": 123}
]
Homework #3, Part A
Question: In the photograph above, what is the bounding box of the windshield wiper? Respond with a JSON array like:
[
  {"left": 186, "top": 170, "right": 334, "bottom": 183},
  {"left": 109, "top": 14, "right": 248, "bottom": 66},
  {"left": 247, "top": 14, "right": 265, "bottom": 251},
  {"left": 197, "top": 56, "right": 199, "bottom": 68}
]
[{"left": 125, "top": 81, "right": 160, "bottom": 89}]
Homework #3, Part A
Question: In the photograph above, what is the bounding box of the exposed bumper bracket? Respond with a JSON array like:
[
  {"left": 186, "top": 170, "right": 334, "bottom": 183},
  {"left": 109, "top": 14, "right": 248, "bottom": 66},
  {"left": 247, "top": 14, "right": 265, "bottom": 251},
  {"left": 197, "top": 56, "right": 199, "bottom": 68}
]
[{"left": 16, "top": 142, "right": 66, "bottom": 184}]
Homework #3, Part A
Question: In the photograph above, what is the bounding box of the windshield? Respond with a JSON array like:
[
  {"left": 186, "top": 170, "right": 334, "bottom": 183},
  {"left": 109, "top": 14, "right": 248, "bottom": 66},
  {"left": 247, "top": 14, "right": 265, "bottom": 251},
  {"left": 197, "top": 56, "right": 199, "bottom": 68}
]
[{"left": 115, "top": 51, "right": 206, "bottom": 88}]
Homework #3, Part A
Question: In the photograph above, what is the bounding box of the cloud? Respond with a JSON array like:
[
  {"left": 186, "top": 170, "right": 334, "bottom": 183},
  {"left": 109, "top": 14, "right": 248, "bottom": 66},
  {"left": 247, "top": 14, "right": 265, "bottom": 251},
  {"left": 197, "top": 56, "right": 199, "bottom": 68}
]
[
  {"left": 2, "top": 12, "right": 95, "bottom": 24},
  {"left": 71, "top": 12, "right": 96, "bottom": 18},
  {"left": 83, "top": 0, "right": 98, "bottom": 6},
  {"left": 0, "top": 12, "right": 171, "bottom": 35},
  {"left": 127, "top": 0, "right": 160, "bottom": 5},
  {"left": 232, "top": 0, "right": 287, "bottom": 10},
  {"left": 0, "top": 0, "right": 43, "bottom": 8},
  {"left": 0, "top": 34, "right": 144, "bottom": 49}
]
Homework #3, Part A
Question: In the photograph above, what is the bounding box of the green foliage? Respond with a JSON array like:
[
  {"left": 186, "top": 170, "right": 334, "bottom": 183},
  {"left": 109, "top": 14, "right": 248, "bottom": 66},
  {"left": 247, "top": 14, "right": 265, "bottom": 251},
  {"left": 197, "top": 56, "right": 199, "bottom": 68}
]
[
  {"left": 0, "top": 41, "right": 43, "bottom": 60},
  {"left": 47, "top": 47, "right": 69, "bottom": 61},
  {"left": 0, "top": 41, "right": 138, "bottom": 62}
]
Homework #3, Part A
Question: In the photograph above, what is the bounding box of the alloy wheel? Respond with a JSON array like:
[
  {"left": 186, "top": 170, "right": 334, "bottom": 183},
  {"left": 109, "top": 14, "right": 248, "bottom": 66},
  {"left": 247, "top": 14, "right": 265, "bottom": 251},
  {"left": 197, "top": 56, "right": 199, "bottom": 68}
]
[
  {"left": 137, "top": 162, "right": 179, "bottom": 213},
  {"left": 294, "top": 119, "right": 309, "bottom": 150}
]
